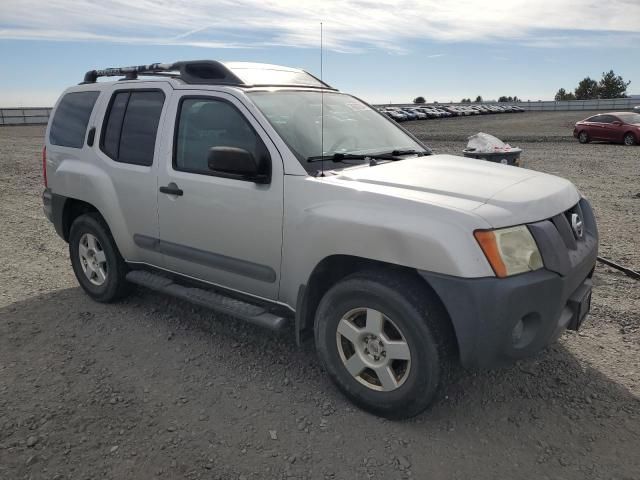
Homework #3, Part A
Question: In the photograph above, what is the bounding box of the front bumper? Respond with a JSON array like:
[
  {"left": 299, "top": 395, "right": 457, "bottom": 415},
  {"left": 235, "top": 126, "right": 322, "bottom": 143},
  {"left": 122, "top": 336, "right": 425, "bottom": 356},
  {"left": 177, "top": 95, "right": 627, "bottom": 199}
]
[{"left": 420, "top": 198, "right": 598, "bottom": 369}]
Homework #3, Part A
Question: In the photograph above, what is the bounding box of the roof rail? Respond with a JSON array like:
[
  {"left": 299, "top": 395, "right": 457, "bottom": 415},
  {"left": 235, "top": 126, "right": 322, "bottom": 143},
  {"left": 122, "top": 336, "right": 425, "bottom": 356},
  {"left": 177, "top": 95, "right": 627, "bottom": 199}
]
[{"left": 82, "top": 60, "right": 244, "bottom": 85}]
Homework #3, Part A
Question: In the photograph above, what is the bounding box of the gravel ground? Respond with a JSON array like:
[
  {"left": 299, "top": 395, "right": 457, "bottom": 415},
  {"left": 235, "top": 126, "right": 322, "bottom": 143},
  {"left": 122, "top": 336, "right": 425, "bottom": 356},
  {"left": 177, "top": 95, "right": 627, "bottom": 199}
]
[{"left": 1, "top": 113, "right": 639, "bottom": 480}]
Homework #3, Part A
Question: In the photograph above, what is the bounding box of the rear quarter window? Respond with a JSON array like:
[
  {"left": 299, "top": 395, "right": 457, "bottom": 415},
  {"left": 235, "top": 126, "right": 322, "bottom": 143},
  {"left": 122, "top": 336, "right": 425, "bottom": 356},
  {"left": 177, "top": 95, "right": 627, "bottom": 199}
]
[{"left": 49, "top": 91, "right": 100, "bottom": 148}]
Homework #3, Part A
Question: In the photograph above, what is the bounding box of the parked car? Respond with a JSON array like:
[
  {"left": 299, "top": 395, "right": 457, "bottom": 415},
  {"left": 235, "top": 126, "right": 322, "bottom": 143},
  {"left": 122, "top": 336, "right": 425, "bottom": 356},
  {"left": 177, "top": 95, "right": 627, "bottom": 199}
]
[
  {"left": 433, "top": 107, "right": 452, "bottom": 118},
  {"left": 573, "top": 112, "right": 640, "bottom": 145},
  {"left": 399, "top": 108, "right": 419, "bottom": 120},
  {"left": 633, "top": 105, "right": 640, "bottom": 113},
  {"left": 405, "top": 108, "right": 427, "bottom": 120},
  {"left": 420, "top": 107, "right": 445, "bottom": 118},
  {"left": 43, "top": 60, "right": 598, "bottom": 419},
  {"left": 381, "top": 108, "right": 408, "bottom": 122}
]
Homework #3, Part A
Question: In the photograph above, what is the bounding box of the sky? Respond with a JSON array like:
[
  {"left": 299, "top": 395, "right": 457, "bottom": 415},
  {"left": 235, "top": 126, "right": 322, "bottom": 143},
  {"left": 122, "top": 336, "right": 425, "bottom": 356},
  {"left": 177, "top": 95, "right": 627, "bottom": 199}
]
[{"left": 1, "top": 0, "right": 639, "bottom": 107}]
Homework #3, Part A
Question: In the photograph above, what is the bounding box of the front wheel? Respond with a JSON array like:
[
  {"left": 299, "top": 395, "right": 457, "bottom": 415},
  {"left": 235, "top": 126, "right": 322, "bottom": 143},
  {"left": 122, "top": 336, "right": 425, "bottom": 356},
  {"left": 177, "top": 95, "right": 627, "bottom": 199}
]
[
  {"left": 623, "top": 133, "right": 636, "bottom": 146},
  {"left": 314, "top": 270, "right": 452, "bottom": 419},
  {"left": 578, "top": 131, "right": 590, "bottom": 144}
]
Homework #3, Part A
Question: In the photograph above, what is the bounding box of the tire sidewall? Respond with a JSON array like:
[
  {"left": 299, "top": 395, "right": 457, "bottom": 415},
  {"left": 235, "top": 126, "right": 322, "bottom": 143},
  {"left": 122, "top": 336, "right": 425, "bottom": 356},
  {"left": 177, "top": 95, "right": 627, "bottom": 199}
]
[
  {"left": 315, "top": 276, "right": 441, "bottom": 417},
  {"left": 69, "top": 214, "right": 125, "bottom": 302}
]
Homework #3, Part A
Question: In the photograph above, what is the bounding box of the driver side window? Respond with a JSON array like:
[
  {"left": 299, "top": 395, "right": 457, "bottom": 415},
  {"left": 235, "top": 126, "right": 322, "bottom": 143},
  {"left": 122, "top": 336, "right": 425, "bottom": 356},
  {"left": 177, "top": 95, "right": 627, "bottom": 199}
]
[{"left": 174, "top": 98, "right": 264, "bottom": 174}]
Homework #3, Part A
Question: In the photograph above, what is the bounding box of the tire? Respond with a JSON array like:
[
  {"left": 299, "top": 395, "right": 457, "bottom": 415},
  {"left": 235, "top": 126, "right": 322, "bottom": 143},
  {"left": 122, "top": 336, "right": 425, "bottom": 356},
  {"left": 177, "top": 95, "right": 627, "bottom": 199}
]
[
  {"left": 69, "top": 213, "right": 131, "bottom": 302},
  {"left": 314, "top": 270, "right": 452, "bottom": 419},
  {"left": 578, "top": 131, "right": 589, "bottom": 144},
  {"left": 623, "top": 132, "right": 636, "bottom": 146}
]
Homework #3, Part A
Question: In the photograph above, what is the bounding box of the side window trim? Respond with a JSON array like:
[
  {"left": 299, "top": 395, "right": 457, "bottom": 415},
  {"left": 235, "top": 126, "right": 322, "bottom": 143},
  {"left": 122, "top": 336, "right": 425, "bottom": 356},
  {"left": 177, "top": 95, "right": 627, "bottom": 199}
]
[
  {"left": 172, "top": 94, "right": 271, "bottom": 181},
  {"left": 99, "top": 88, "right": 165, "bottom": 166},
  {"left": 114, "top": 91, "right": 131, "bottom": 161}
]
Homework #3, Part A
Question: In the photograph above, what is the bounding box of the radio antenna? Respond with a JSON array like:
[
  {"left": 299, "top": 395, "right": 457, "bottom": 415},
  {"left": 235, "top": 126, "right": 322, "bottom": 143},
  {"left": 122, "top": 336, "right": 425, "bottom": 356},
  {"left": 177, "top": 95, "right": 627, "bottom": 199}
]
[{"left": 320, "top": 21, "right": 325, "bottom": 177}]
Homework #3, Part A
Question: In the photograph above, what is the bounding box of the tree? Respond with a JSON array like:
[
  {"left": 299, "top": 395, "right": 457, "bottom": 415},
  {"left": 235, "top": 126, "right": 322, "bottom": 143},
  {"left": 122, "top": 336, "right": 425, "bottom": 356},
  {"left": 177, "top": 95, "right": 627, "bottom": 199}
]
[
  {"left": 555, "top": 88, "right": 576, "bottom": 101},
  {"left": 498, "top": 96, "right": 511, "bottom": 102},
  {"left": 574, "top": 77, "right": 599, "bottom": 100},
  {"left": 460, "top": 98, "right": 471, "bottom": 103},
  {"left": 413, "top": 96, "right": 426, "bottom": 104},
  {"left": 598, "top": 70, "right": 630, "bottom": 99},
  {"left": 475, "top": 95, "right": 483, "bottom": 103}
]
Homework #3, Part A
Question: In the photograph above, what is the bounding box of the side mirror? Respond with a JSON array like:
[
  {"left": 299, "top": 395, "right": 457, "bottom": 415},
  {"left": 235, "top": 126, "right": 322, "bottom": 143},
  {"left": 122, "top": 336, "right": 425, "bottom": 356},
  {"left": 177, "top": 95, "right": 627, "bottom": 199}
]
[
  {"left": 207, "top": 147, "right": 269, "bottom": 184},
  {"left": 612, "top": 121, "right": 622, "bottom": 126}
]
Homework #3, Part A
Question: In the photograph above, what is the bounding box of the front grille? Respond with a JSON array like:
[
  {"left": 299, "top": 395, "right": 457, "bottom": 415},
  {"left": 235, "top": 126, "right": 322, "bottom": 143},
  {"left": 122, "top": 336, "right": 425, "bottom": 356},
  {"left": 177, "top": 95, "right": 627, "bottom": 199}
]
[
  {"left": 527, "top": 198, "right": 598, "bottom": 277},
  {"left": 550, "top": 202, "right": 584, "bottom": 250}
]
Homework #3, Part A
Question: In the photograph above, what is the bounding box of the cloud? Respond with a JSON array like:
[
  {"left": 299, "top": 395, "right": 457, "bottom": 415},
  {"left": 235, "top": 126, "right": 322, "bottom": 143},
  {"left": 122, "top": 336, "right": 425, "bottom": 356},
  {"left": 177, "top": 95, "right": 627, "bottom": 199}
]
[{"left": 0, "top": 0, "right": 638, "bottom": 52}]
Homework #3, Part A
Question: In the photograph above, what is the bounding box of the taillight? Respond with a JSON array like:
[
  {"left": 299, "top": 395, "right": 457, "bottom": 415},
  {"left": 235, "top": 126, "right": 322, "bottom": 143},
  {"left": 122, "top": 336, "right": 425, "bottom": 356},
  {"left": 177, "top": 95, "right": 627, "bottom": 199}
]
[{"left": 42, "top": 146, "right": 47, "bottom": 187}]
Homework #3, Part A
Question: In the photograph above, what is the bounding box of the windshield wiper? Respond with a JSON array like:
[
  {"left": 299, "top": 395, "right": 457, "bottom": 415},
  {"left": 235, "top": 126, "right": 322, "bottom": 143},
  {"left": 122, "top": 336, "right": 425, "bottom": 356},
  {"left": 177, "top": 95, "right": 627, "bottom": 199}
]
[{"left": 307, "top": 149, "right": 427, "bottom": 163}]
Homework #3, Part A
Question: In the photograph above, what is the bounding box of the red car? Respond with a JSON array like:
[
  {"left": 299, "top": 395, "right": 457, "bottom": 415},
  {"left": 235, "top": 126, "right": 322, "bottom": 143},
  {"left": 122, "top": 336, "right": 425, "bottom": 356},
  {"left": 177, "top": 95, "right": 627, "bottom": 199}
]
[{"left": 573, "top": 112, "right": 640, "bottom": 146}]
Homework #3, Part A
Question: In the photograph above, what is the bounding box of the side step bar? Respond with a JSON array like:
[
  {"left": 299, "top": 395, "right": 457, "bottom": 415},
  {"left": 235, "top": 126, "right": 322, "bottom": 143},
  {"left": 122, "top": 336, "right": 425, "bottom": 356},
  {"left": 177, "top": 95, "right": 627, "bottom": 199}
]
[{"left": 126, "top": 270, "right": 287, "bottom": 330}]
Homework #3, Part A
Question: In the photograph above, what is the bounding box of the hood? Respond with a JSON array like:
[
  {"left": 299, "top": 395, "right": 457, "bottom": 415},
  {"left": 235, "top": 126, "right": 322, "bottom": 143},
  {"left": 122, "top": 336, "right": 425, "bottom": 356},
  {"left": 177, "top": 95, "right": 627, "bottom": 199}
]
[{"left": 331, "top": 154, "right": 580, "bottom": 228}]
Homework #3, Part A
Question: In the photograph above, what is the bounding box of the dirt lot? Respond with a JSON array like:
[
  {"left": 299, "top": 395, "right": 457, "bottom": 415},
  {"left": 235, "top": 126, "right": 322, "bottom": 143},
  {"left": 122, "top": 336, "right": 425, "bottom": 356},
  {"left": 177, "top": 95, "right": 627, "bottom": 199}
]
[{"left": 1, "top": 112, "right": 639, "bottom": 480}]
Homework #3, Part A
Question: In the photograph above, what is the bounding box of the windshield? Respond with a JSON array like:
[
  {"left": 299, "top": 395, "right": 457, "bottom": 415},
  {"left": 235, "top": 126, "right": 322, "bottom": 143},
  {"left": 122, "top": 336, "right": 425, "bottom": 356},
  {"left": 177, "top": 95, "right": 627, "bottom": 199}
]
[
  {"left": 616, "top": 113, "right": 640, "bottom": 124},
  {"left": 247, "top": 91, "right": 427, "bottom": 172}
]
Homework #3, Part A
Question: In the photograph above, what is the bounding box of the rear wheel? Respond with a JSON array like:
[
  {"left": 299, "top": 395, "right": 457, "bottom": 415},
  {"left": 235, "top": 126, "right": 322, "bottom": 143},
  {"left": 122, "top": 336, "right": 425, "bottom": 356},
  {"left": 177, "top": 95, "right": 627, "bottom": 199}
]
[
  {"left": 578, "top": 131, "right": 590, "bottom": 144},
  {"left": 314, "top": 270, "right": 451, "bottom": 419},
  {"left": 623, "top": 132, "right": 636, "bottom": 146},
  {"left": 69, "top": 213, "right": 131, "bottom": 302}
]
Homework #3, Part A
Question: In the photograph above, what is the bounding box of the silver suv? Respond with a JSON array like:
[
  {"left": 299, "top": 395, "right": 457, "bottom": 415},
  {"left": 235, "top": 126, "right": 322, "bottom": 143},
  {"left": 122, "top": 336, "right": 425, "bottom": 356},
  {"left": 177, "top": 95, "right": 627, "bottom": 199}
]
[{"left": 43, "top": 60, "right": 598, "bottom": 418}]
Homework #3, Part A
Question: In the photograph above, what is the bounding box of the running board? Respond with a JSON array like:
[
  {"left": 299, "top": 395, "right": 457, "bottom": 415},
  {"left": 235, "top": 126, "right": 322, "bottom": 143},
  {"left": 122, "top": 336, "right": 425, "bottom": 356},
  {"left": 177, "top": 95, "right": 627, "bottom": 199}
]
[{"left": 126, "top": 270, "right": 287, "bottom": 330}]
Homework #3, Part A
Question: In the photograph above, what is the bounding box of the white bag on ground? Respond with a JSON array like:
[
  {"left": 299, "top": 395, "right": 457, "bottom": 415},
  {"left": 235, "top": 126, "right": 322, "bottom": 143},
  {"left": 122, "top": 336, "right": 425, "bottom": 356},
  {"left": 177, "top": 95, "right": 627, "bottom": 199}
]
[{"left": 466, "top": 132, "right": 512, "bottom": 152}]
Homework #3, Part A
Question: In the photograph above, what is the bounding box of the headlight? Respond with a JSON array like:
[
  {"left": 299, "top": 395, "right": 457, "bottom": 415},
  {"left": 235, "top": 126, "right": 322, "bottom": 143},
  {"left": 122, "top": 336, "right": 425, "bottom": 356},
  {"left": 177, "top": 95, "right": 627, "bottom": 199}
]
[{"left": 474, "top": 225, "right": 543, "bottom": 277}]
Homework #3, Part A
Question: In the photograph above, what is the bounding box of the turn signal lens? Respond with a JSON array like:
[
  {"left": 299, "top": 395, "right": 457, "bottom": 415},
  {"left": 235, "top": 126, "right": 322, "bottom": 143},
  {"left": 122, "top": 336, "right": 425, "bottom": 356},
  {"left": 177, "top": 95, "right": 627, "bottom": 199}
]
[{"left": 475, "top": 226, "right": 543, "bottom": 278}]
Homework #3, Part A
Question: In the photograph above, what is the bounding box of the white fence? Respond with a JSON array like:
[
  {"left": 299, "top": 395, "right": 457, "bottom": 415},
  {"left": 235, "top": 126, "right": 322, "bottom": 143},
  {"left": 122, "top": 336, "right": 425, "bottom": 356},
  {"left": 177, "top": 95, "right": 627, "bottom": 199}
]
[
  {"left": 514, "top": 98, "right": 640, "bottom": 111},
  {"left": 0, "top": 108, "right": 52, "bottom": 125}
]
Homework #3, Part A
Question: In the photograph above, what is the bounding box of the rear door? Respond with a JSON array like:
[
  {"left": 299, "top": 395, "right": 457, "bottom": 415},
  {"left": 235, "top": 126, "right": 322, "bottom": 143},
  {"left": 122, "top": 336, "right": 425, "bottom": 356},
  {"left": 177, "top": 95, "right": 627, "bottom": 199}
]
[
  {"left": 93, "top": 82, "right": 171, "bottom": 266},
  {"left": 155, "top": 90, "right": 284, "bottom": 300}
]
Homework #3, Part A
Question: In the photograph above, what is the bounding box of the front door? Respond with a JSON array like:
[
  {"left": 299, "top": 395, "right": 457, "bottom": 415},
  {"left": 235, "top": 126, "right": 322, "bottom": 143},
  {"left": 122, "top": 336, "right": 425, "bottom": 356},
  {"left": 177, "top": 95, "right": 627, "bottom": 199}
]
[
  {"left": 585, "top": 115, "right": 605, "bottom": 140},
  {"left": 156, "top": 91, "right": 284, "bottom": 300},
  {"left": 598, "top": 115, "right": 621, "bottom": 142}
]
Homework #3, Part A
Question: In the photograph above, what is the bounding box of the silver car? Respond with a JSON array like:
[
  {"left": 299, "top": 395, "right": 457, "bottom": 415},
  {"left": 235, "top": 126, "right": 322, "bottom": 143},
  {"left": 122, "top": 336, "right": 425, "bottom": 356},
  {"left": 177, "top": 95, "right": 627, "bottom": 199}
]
[{"left": 43, "top": 60, "right": 598, "bottom": 418}]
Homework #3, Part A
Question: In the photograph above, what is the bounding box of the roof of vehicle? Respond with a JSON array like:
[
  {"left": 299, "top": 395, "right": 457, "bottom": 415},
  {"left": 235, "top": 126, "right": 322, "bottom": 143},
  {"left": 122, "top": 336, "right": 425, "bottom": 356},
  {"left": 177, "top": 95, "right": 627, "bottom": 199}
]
[
  {"left": 581, "top": 112, "right": 636, "bottom": 120},
  {"left": 81, "top": 60, "right": 336, "bottom": 91}
]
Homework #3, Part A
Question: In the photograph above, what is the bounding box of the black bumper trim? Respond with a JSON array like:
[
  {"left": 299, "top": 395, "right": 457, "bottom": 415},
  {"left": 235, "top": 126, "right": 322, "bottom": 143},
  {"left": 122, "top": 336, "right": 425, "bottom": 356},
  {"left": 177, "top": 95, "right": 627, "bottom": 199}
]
[
  {"left": 420, "top": 263, "right": 596, "bottom": 369},
  {"left": 42, "top": 188, "right": 67, "bottom": 241}
]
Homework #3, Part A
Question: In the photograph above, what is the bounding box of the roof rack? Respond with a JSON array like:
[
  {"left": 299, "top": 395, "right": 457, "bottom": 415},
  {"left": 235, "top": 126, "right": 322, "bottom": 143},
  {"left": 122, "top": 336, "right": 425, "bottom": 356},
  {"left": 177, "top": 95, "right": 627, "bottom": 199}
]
[
  {"left": 82, "top": 60, "right": 243, "bottom": 85},
  {"left": 81, "top": 60, "right": 336, "bottom": 90}
]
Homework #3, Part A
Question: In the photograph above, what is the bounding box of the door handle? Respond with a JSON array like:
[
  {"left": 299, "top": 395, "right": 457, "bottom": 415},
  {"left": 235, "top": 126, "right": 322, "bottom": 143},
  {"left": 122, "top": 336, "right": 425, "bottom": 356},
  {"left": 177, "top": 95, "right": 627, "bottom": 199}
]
[{"left": 159, "top": 183, "right": 183, "bottom": 196}]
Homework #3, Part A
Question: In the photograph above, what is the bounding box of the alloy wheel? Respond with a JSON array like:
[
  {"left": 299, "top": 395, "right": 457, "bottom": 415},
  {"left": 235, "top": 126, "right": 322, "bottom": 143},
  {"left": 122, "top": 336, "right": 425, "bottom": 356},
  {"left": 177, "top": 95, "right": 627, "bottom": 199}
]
[
  {"left": 78, "top": 233, "right": 108, "bottom": 286},
  {"left": 336, "top": 307, "right": 411, "bottom": 392}
]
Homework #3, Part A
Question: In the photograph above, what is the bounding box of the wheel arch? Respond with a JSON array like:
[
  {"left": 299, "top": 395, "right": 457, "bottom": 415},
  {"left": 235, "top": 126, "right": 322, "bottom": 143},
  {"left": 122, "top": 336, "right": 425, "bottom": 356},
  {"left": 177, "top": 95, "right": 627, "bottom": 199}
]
[
  {"left": 294, "top": 254, "right": 459, "bottom": 359},
  {"left": 60, "top": 197, "right": 107, "bottom": 242}
]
